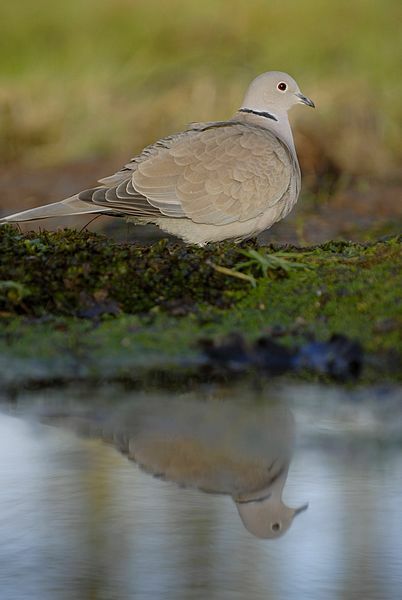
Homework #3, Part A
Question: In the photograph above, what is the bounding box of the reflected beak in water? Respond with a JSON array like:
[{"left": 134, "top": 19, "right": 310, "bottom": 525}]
[
  {"left": 295, "top": 93, "right": 315, "bottom": 108},
  {"left": 294, "top": 502, "right": 309, "bottom": 517}
]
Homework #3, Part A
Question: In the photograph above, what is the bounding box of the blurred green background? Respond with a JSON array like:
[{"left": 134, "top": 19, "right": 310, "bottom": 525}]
[
  {"left": 0, "top": 0, "right": 401, "bottom": 181},
  {"left": 0, "top": 0, "right": 401, "bottom": 244}
]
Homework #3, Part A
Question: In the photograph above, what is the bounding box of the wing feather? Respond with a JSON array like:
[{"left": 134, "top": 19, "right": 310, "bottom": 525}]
[{"left": 82, "top": 121, "right": 295, "bottom": 227}]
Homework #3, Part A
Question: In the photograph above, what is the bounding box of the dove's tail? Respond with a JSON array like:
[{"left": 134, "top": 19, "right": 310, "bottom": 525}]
[{"left": 0, "top": 195, "right": 113, "bottom": 224}]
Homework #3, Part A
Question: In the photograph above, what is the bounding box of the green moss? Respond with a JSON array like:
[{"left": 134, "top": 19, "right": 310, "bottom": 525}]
[
  {"left": 0, "top": 226, "right": 400, "bottom": 386},
  {"left": 0, "top": 225, "right": 252, "bottom": 315}
]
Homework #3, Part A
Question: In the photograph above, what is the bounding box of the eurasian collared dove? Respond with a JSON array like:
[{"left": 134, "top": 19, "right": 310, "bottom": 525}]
[
  {"left": 39, "top": 393, "right": 308, "bottom": 539},
  {"left": 1, "top": 71, "right": 314, "bottom": 245}
]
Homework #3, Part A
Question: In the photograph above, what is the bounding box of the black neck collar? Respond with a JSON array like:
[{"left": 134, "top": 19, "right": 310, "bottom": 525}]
[
  {"left": 239, "top": 108, "right": 278, "bottom": 122},
  {"left": 236, "top": 492, "right": 272, "bottom": 505}
]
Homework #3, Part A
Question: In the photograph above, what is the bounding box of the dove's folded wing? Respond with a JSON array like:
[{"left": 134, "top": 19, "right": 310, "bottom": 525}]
[{"left": 83, "top": 122, "right": 293, "bottom": 226}]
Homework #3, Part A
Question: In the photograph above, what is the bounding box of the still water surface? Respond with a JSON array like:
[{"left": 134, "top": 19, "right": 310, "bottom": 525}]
[{"left": 0, "top": 385, "right": 401, "bottom": 600}]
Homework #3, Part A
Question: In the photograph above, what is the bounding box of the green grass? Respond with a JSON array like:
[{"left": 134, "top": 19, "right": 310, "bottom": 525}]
[
  {"left": 0, "top": 227, "right": 400, "bottom": 386},
  {"left": 0, "top": 0, "right": 401, "bottom": 178}
]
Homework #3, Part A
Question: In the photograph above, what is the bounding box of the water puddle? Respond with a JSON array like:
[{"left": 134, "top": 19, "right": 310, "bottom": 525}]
[{"left": 0, "top": 384, "right": 401, "bottom": 599}]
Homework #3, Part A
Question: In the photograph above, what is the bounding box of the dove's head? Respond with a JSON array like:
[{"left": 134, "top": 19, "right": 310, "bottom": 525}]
[
  {"left": 235, "top": 493, "right": 309, "bottom": 539},
  {"left": 241, "top": 71, "right": 315, "bottom": 117},
  {"left": 234, "top": 466, "right": 308, "bottom": 539}
]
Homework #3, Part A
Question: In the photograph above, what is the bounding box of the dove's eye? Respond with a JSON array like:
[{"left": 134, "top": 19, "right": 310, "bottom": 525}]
[
  {"left": 277, "top": 82, "right": 287, "bottom": 92},
  {"left": 271, "top": 522, "right": 281, "bottom": 532}
]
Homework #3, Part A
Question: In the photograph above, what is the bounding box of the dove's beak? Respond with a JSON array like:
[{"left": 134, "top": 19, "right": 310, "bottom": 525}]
[
  {"left": 295, "top": 92, "right": 315, "bottom": 108},
  {"left": 293, "top": 502, "right": 309, "bottom": 517}
]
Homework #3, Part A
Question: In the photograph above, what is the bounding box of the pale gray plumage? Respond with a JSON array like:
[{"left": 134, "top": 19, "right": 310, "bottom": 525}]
[{"left": 1, "top": 71, "right": 314, "bottom": 244}]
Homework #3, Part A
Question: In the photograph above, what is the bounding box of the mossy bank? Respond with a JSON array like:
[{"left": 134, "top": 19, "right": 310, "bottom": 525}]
[{"left": 0, "top": 225, "right": 400, "bottom": 387}]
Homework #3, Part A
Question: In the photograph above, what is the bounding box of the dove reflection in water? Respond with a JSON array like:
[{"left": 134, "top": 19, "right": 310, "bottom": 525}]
[{"left": 41, "top": 394, "right": 308, "bottom": 539}]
